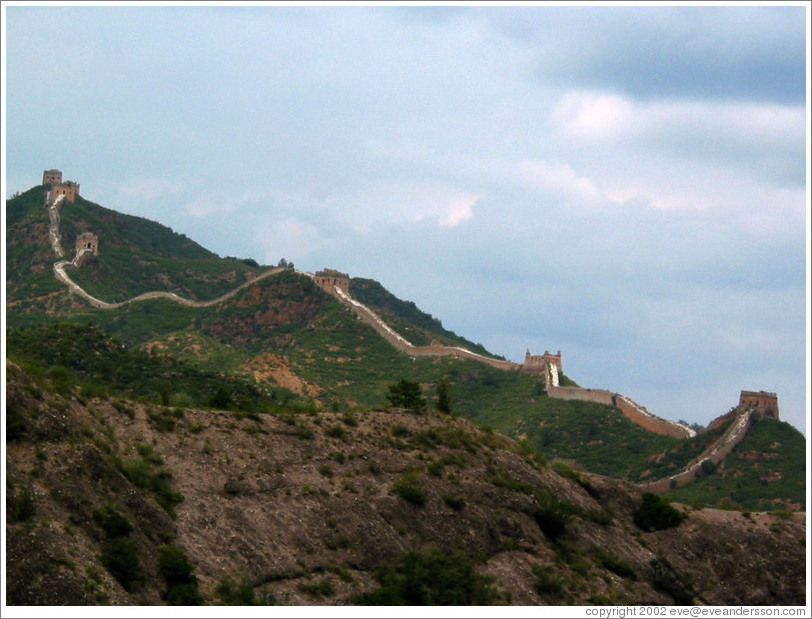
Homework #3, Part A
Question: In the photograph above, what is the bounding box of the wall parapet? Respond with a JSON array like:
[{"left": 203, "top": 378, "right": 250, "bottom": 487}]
[{"left": 546, "top": 386, "right": 695, "bottom": 439}]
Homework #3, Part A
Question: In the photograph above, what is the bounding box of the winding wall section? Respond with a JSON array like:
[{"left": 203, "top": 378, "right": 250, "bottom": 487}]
[{"left": 45, "top": 193, "right": 731, "bottom": 468}]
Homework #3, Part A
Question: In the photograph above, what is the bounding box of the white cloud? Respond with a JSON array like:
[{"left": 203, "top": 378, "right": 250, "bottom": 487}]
[
  {"left": 514, "top": 159, "right": 604, "bottom": 205},
  {"left": 116, "top": 177, "right": 185, "bottom": 201},
  {"left": 549, "top": 91, "right": 635, "bottom": 142},
  {"left": 439, "top": 194, "right": 480, "bottom": 227},
  {"left": 257, "top": 218, "right": 321, "bottom": 265}
]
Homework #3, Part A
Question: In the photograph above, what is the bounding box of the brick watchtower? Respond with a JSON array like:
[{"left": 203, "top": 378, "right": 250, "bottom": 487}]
[
  {"left": 314, "top": 269, "right": 350, "bottom": 295},
  {"left": 738, "top": 390, "right": 779, "bottom": 420},
  {"left": 42, "top": 169, "right": 80, "bottom": 203}
]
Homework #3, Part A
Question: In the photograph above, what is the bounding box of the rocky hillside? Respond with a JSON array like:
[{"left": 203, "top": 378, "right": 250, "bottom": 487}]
[{"left": 6, "top": 360, "right": 805, "bottom": 606}]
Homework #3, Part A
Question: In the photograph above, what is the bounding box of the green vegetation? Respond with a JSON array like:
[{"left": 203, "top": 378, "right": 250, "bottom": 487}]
[
  {"left": 101, "top": 538, "right": 144, "bottom": 593},
  {"left": 386, "top": 378, "right": 427, "bottom": 411},
  {"left": 350, "top": 277, "right": 497, "bottom": 356},
  {"left": 668, "top": 418, "right": 806, "bottom": 511},
  {"left": 115, "top": 444, "right": 184, "bottom": 517},
  {"left": 355, "top": 546, "right": 497, "bottom": 605},
  {"left": 6, "top": 184, "right": 805, "bottom": 513},
  {"left": 158, "top": 544, "right": 204, "bottom": 605},
  {"left": 391, "top": 470, "right": 427, "bottom": 506},
  {"left": 648, "top": 557, "right": 694, "bottom": 605},
  {"left": 633, "top": 493, "right": 687, "bottom": 532},
  {"left": 436, "top": 377, "right": 452, "bottom": 413},
  {"left": 216, "top": 574, "right": 259, "bottom": 605}
]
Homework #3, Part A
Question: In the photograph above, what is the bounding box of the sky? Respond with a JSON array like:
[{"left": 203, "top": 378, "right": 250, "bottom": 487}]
[{"left": 3, "top": 2, "right": 809, "bottom": 435}]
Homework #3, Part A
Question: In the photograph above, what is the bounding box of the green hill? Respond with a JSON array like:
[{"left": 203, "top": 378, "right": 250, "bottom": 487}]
[
  {"left": 667, "top": 418, "right": 806, "bottom": 511},
  {"left": 5, "top": 186, "right": 806, "bottom": 511}
]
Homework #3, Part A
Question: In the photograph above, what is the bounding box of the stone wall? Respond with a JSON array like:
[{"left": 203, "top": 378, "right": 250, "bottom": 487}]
[
  {"left": 640, "top": 410, "right": 752, "bottom": 493},
  {"left": 546, "top": 386, "right": 694, "bottom": 439}
]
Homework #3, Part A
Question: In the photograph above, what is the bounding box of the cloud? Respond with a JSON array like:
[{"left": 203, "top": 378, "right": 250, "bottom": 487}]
[
  {"left": 549, "top": 92, "right": 635, "bottom": 142},
  {"left": 514, "top": 160, "right": 604, "bottom": 206},
  {"left": 116, "top": 177, "right": 185, "bottom": 201}
]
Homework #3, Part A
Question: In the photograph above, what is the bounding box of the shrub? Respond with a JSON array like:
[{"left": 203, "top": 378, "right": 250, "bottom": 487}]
[
  {"left": 216, "top": 574, "right": 256, "bottom": 605},
  {"left": 326, "top": 424, "right": 347, "bottom": 439},
  {"left": 391, "top": 471, "right": 427, "bottom": 506},
  {"left": 93, "top": 505, "right": 133, "bottom": 538},
  {"left": 355, "top": 547, "right": 496, "bottom": 605},
  {"left": 633, "top": 493, "right": 687, "bottom": 532},
  {"left": 531, "top": 564, "right": 565, "bottom": 595},
  {"left": 649, "top": 557, "right": 694, "bottom": 605},
  {"left": 592, "top": 550, "right": 637, "bottom": 580},
  {"left": 386, "top": 379, "right": 426, "bottom": 411},
  {"left": 101, "top": 538, "right": 144, "bottom": 592},
  {"left": 9, "top": 485, "right": 36, "bottom": 523},
  {"left": 532, "top": 496, "right": 571, "bottom": 542},
  {"left": 298, "top": 579, "right": 335, "bottom": 597},
  {"left": 158, "top": 544, "right": 203, "bottom": 605},
  {"left": 443, "top": 495, "right": 466, "bottom": 511},
  {"left": 436, "top": 378, "right": 452, "bottom": 414}
]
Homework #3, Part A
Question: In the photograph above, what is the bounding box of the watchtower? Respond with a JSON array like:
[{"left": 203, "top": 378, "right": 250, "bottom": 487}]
[
  {"left": 43, "top": 169, "right": 63, "bottom": 185},
  {"left": 314, "top": 269, "right": 350, "bottom": 295},
  {"left": 76, "top": 232, "right": 99, "bottom": 255},
  {"left": 738, "top": 390, "right": 779, "bottom": 420},
  {"left": 43, "top": 169, "right": 80, "bottom": 203}
]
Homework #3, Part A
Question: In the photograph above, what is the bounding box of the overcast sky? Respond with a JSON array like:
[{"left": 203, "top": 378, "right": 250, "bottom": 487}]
[{"left": 3, "top": 3, "right": 809, "bottom": 434}]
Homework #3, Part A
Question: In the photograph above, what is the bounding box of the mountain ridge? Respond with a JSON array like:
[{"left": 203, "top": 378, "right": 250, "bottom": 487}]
[{"left": 5, "top": 179, "right": 806, "bottom": 511}]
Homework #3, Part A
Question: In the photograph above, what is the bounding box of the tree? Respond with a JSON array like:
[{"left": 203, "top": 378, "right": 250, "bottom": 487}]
[
  {"left": 386, "top": 379, "right": 426, "bottom": 411},
  {"left": 436, "top": 378, "right": 452, "bottom": 414}
]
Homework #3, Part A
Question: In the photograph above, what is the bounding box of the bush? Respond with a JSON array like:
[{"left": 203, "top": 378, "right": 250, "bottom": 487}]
[
  {"left": 532, "top": 496, "right": 571, "bottom": 541},
  {"left": 216, "top": 574, "right": 257, "bottom": 605},
  {"left": 649, "top": 557, "right": 694, "bottom": 605},
  {"left": 158, "top": 544, "right": 203, "bottom": 605},
  {"left": 633, "top": 492, "right": 687, "bottom": 532},
  {"left": 93, "top": 505, "right": 133, "bottom": 538},
  {"left": 298, "top": 579, "right": 335, "bottom": 597},
  {"left": 531, "top": 564, "right": 565, "bottom": 595},
  {"left": 355, "top": 547, "right": 496, "bottom": 605},
  {"left": 592, "top": 550, "right": 637, "bottom": 580},
  {"left": 101, "top": 538, "right": 144, "bottom": 592},
  {"left": 9, "top": 485, "right": 36, "bottom": 523},
  {"left": 386, "top": 379, "right": 426, "bottom": 411},
  {"left": 391, "top": 471, "right": 427, "bottom": 506}
]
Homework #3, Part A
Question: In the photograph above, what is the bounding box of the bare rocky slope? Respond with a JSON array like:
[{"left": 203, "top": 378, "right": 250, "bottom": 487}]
[{"left": 5, "top": 360, "right": 806, "bottom": 606}]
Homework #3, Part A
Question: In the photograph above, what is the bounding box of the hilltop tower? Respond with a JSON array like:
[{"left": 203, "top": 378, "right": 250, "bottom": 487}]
[
  {"left": 738, "top": 390, "right": 779, "bottom": 420},
  {"left": 42, "top": 169, "right": 80, "bottom": 203},
  {"left": 43, "top": 169, "right": 63, "bottom": 185},
  {"left": 76, "top": 232, "right": 99, "bottom": 255},
  {"left": 522, "top": 349, "right": 563, "bottom": 388},
  {"left": 314, "top": 269, "right": 350, "bottom": 295}
]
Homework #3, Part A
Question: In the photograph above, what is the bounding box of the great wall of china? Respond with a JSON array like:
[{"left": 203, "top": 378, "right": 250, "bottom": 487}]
[{"left": 37, "top": 169, "right": 781, "bottom": 494}]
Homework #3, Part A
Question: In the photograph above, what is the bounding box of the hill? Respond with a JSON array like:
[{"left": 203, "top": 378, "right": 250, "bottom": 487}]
[
  {"left": 4, "top": 183, "right": 807, "bottom": 512},
  {"left": 5, "top": 359, "right": 805, "bottom": 606}
]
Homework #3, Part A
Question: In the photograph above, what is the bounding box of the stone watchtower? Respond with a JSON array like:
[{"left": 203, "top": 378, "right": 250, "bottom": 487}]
[
  {"left": 43, "top": 169, "right": 80, "bottom": 203},
  {"left": 43, "top": 169, "right": 63, "bottom": 185},
  {"left": 738, "top": 390, "right": 779, "bottom": 420},
  {"left": 522, "top": 349, "right": 563, "bottom": 388},
  {"left": 314, "top": 269, "right": 350, "bottom": 295},
  {"left": 76, "top": 232, "right": 99, "bottom": 255}
]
